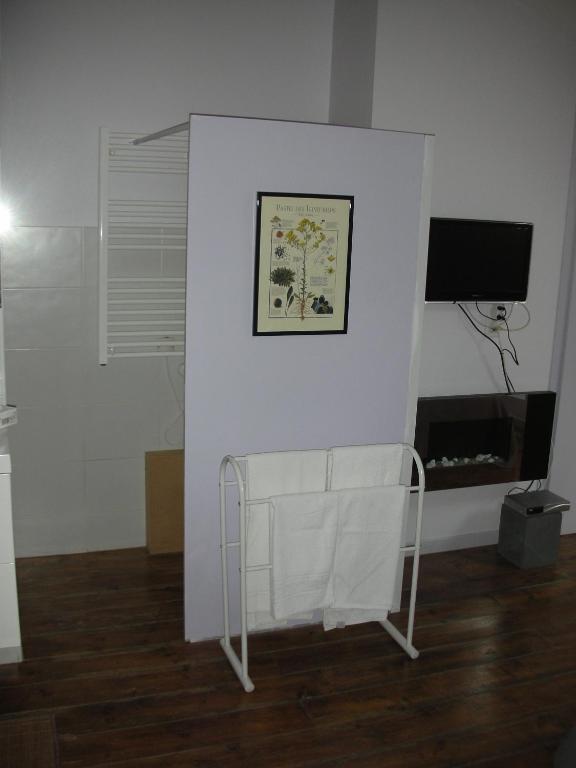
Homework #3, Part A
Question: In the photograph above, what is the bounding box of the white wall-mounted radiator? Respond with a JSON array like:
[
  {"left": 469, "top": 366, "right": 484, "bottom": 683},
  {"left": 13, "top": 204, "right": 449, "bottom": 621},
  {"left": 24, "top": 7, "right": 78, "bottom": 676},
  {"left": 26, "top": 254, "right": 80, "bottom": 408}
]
[{"left": 98, "top": 128, "right": 188, "bottom": 363}]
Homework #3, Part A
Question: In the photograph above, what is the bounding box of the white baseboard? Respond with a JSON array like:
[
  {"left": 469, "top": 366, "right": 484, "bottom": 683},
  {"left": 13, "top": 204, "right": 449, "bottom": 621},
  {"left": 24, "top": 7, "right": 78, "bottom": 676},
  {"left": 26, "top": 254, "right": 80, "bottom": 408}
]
[
  {"left": 421, "top": 525, "right": 575, "bottom": 555},
  {"left": 0, "top": 645, "right": 22, "bottom": 664},
  {"left": 421, "top": 529, "right": 499, "bottom": 554}
]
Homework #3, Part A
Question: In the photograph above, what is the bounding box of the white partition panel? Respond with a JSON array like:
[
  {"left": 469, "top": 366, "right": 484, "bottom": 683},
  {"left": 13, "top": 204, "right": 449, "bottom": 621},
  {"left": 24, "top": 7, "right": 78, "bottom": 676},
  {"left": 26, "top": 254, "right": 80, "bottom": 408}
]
[{"left": 185, "top": 115, "right": 432, "bottom": 641}]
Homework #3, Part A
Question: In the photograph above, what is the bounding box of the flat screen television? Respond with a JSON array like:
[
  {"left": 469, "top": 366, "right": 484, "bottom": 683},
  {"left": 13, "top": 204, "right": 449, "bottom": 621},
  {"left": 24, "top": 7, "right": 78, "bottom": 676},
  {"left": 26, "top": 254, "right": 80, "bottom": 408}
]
[{"left": 425, "top": 218, "right": 533, "bottom": 302}]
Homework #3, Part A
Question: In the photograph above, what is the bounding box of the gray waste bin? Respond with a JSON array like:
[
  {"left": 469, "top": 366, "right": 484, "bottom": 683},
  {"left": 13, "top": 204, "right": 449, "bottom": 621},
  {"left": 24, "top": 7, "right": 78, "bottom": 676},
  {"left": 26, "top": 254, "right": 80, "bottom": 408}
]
[{"left": 498, "top": 489, "right": 569, "bottom": 569}]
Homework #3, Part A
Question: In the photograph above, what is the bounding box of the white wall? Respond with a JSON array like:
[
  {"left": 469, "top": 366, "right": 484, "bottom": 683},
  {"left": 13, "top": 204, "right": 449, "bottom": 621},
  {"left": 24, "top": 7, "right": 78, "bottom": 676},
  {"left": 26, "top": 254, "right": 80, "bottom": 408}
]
[
  {"left": 184, "top": 115, "right": 431, "bottom": 639},
  {"left": 550, "top": 239, "right": 576, "bottom": 534},
  {"left": 1, "top": 225, "right": 187, "bottom": 555},
  {"left": 1, "top": 0, "right": 334, "bottom": 227},
  {"left": 372, "top": 0, "right": 576, "bottom": 549},
  {"left": 2, "top": 0, "right": 576, "bottom": 556},
  {"left": 0, "top": 0, "right": 334, "bottom": 555},
  {"left": 549, "top": 107, "right": 576, "bottom": 533},
  {"left": 329, "top": 0, "right": 377, "bottom": 127}
]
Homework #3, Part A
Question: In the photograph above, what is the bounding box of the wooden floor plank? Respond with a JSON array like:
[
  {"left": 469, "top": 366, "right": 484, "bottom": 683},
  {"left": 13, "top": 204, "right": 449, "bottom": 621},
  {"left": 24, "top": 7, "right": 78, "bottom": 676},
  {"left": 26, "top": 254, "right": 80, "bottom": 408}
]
[
  {"left": 56, "top": 642, "right": 575, "bottom": 738},
  {"left": 317, "top": 708, "right": 573, "bottom": 767},
  {"left": 21, "top": 619, "right": 184, "bottom": 660},
  {"left": 19, "top": 596, "right": 183, "bottom": 636},
  {"left": 0, "top": 630, "right": 545, "bottom": 721},
  {"left": 58, "top": 675, "right": 576, "bottom": 767},
  {"left": 4, "top": 536, "right": 574, "bottom": 767},
  {"left": 0, "top": 716, "right": 59, "bottom": 768},
  {"left": 458, "top": 745, "right": 557, "bottom": 767}
]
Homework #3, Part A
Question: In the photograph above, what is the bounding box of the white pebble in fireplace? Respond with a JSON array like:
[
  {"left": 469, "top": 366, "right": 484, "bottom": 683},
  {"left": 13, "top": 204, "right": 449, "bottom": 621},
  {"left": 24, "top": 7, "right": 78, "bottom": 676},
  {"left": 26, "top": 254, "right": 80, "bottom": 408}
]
[{"left": 426, "top": 454, "right": 504, "bottom": 469}]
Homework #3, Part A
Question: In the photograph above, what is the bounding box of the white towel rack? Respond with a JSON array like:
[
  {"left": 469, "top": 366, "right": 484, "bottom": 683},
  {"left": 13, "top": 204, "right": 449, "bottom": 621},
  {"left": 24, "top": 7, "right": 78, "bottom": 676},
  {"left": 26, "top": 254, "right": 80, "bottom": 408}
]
[
  {"left": 218, "top": 443, "right": 425, "bottom": 692},
  {"left": 98, "top": 128, "right": 188, "bottom": 363}
]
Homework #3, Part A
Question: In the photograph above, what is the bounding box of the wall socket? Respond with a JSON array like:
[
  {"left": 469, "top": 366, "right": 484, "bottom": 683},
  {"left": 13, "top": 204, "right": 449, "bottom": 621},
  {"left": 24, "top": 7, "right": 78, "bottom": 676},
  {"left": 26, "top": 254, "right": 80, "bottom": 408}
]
[
  {"left": 493, "top": 304, "right": 506, "bottom": 320},
  {"left": 490, "top": 304, "right": 505, "bottom": 331}
]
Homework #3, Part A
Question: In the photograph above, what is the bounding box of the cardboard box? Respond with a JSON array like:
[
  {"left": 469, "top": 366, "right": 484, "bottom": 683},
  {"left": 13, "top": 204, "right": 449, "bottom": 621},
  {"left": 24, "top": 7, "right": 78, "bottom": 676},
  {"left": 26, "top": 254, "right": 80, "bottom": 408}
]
[{"left": 145, "top": 449, "right": 184, "bottom": 554}]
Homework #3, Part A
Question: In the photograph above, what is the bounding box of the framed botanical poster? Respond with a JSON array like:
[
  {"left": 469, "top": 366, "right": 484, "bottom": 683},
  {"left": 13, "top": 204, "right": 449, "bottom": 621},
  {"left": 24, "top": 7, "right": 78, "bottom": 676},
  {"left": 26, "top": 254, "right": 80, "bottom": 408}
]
[{"left": 253, "top": 192, "right": 354, "bottom": 335}]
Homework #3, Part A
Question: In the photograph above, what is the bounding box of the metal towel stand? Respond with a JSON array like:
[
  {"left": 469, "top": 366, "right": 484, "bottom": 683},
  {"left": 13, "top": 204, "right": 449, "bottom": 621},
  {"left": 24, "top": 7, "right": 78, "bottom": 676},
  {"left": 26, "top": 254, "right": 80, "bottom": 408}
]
[{"left": 218, "top": 443, "right": 425, "bottom": 692}]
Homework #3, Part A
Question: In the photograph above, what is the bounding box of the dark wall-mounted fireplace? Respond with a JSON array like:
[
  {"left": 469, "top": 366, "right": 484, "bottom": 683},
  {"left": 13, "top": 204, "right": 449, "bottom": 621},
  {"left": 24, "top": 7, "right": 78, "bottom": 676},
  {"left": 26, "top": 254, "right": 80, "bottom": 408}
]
[{"left": 414, "top": 392, "right": 556, "bottom": 491}]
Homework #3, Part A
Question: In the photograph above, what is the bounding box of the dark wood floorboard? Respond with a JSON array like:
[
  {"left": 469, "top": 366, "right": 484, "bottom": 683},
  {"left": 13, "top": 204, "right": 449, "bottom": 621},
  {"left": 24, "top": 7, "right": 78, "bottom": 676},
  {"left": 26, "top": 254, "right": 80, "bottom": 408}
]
[
  {"left": 1, "top": 536, "right": 575, "bottom": 766},
  {"left": 0, "top": 715, "right": 59, "bottom": 767}
]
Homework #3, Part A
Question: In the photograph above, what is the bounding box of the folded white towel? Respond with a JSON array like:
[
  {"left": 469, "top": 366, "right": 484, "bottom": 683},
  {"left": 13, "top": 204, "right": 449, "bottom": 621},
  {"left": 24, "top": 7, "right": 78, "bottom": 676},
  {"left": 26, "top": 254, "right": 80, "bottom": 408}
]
[
  {"left": 245, "top": 450, "right": 328, "bottom": 500},
  {"left": 246, "top": 502, "right": 277, "bottom": 630},
  {"left": 245, "top": 450, "right": 328, "bottom": 629},
  {"left": 330, "top": 444, "right": 403, "bottom": 490},
  {"left": 324, "top": 485, "right": 406, "bottom": 629},
  {"left": 246, "top": 503, "right": 314, "bottom": 629},
  {"left": 246, "top": 448, "right": 406, "bottom": 630},
  {"left": 270, "top": 490, "right": 338, "bottom": 620}
]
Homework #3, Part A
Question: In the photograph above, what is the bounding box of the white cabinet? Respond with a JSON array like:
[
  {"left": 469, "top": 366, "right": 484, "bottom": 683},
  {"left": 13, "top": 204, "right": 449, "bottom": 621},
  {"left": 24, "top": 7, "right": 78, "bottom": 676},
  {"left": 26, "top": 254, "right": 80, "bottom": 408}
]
[
  {"left": 0, "top": 564, "right": 20, "bottom": 655},
  {"left": 0, "top": 442, "right": 21, "bottom": 664},
  {"left": 0, "top": 473, "right": 14, "bottom": 563}
]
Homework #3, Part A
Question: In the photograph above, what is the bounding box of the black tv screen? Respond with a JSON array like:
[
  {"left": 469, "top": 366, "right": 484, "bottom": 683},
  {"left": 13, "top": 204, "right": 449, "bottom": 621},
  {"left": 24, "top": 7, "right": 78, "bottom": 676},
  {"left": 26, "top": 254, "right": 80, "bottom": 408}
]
[{"left": 425, "top": 218, "right": 533, "bottom": 302}]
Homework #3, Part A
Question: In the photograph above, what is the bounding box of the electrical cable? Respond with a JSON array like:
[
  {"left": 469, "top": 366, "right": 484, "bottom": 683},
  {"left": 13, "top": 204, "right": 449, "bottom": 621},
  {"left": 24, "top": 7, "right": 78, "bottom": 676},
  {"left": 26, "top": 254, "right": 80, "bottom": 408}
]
[
  {"left": 506, "top": 480, "right": 534, "bottom": 495},
  {"left": 502, "top": 316, "right": 519, "bottom": 364},
  {"left": 489, "top": 306, "right": 520, "bottom": 368},
  {"left": 506, "top": 478, "right": 542, "bottom": 495},
  {"left": 469, "top": 303, "right": 521, "bottom": 367},
  {"left": 474, "top": 301, "right": 499, "bottom": 321},
  {"left": 472, "top": 301, "right": 530, "bottom": 332},
  {"left": 457, "top": 303, "right": 516, "bottom": 393},
  {"left": 507, "top": 302, "right": 531, "bottom": 331}
]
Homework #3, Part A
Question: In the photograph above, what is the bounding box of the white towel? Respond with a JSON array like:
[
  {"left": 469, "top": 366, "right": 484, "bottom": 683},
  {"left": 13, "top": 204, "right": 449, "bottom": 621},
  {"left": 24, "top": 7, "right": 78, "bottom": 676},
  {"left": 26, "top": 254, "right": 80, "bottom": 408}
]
[
  {"left": 323, "top": 608, "right": 388, "bottom": 630},
  {"left": 245, "top": 450, "right": 328, "bottom": 499},
  {"left": 270, "top": 491, "right": 338, "bottom": 620},
  {"left": 245, "top": 449, "right": 406, "bottom": 630},
  {"left": 330, "top": 444, "right": 403, "bottom": 490},
  {"left": 245, "top": 450, "right": 328, "bottom": 629},
  {"left": 246, "top": 502, "right": 277, "bottom": 630},
  {"left": 324, "top": 485, "right": 406, "bottom": 629},
  {"left": 246, "top": 503, "right": 313, "bottom": 630}
]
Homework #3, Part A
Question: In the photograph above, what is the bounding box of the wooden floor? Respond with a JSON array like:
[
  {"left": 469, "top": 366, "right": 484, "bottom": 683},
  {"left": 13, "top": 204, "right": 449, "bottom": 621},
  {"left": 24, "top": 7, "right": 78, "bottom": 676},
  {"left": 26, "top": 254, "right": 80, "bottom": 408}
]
[{"left": 1, "top": 538, "right": 575, "bottom": 767}]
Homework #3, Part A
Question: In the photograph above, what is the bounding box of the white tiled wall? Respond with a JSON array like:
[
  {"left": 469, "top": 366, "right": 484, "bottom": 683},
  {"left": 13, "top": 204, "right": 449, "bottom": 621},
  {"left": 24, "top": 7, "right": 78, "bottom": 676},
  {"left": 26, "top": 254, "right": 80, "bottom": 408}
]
[{"left": 2, "top": 226, "right": 185, "bottom": 556}]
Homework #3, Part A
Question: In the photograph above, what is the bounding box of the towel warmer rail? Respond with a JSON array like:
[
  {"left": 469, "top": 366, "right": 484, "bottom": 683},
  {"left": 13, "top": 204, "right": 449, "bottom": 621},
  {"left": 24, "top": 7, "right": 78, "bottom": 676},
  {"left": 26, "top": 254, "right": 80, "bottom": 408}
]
[
  {"left": 98, "top": 128, "right": 188, "bottom": 362},
  {"left": 218, "top": 443, "right": 425, "bottom": 692}
]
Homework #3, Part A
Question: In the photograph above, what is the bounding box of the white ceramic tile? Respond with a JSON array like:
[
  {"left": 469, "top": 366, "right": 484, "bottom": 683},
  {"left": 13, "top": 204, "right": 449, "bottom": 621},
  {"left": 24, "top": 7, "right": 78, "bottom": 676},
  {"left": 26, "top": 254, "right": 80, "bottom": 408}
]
[
  {"left": 11, "top": 459, "right": 86, "bottom": 556},
  {"left": 156, "top": 400, "right": 184, "bottom": 450},
  {"left": 159, "top": 357, "right": 186, "bottom": 403},
  {"left": 85, "top": 506, "right": 145, "bottom": 551},
  {"left": 2, "top": 227, "right": 83, "bottom": 288},
  {"left": 3, "top": 288, "right": 89, "bottom": 349},
  {"left": 13, "top": 516, "right": 87, "bottom": 557},
  {"left": 10, "top": 406, "right": 84, "bottom": 462},
  {"left": 5, "top": 348, "right": 88, "bottom": 406},
  {"left": 84, "top": 458, "right": 146, "bottom": 550},
  {"left": 83, "top": 353, "right": 168, "bottom": 404},
  {"left": 83, "top": 227, "right": 99, "bottom": 287},
  {"left": 83, "top": 402, "right": 159, "bottom": 460},
  {"left": 82, "top": 287, "right": 99, "bottom": 350},
  {"left": 11, "top": 457, "right": 85, "bottom": 517},
  {"left": 85, "top": 458, "right": 145, "bottom": 514}
]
